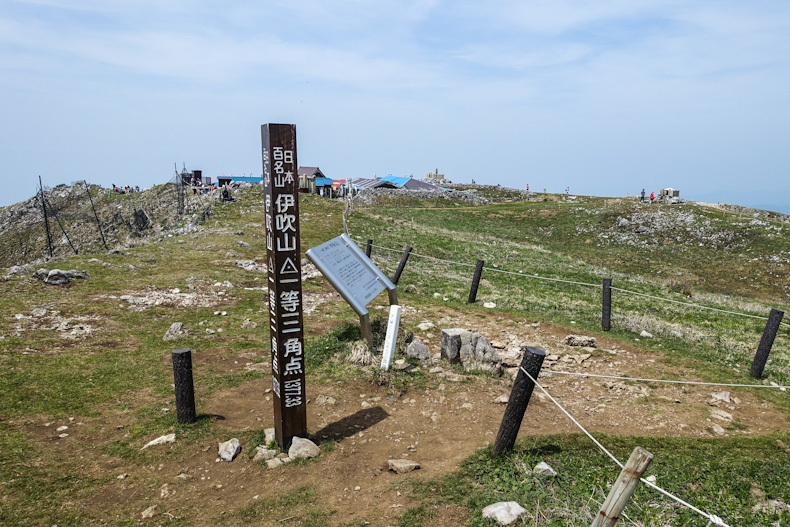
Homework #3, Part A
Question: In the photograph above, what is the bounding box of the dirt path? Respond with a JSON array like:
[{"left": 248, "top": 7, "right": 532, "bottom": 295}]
[{"left": 19, "top": 303, "right": 790, "bottom": 526}]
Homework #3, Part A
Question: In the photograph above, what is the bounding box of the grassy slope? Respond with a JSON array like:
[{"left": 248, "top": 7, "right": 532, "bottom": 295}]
[
  {"left": 0, "top": 188, "right": 788, "bottom": 525},
  {"left": 348, "top": 195, "right": 790, "bottom": 392}
]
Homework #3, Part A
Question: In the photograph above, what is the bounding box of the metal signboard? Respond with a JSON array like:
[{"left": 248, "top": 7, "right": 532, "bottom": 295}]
[
  {"left": 306, "top": 233, "right": 398, "bottom": 350},
  {"left": 262, "top": 123, "right": 306, "bottom": 449}
]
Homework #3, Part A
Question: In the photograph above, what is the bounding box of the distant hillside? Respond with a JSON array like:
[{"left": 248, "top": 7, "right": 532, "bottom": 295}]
[{"left": 0, "top": 182, "right": 234, "bottom": 268}]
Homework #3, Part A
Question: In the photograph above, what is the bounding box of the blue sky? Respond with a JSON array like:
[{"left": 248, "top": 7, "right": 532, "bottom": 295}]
[{"left": 1, "top": 1, "right": 789, "bottom": 213}]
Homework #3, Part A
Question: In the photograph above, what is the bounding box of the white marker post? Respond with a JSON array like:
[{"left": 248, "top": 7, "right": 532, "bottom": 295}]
[{"left": 380, "top": 305, "right": 402, "bottom": 370}]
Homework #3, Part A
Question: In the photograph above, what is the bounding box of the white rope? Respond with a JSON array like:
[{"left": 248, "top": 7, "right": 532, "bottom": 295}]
[
  {"left": 369, "top": 242, "right": 477, "bottom": 268},
  {"left": 519, "top": 365, "right": 731, "bottom": 527},
  {"left": 543, "top": 370, "right": 789, "bottom": 390},
  {"left": 518, "top": 366, "right": 623, "bottom": 469},
  {"left": 611, "top": 286, "right": 786, "bottom": 326},
  {"left": 484, "top": 266, "right": 601, "bottom": 288},
  {"left": 362, "top": 237, "right": 789, "bottom": 327},
  {"left": 368, "top": 241, "right": 600, "bottom": 287}
]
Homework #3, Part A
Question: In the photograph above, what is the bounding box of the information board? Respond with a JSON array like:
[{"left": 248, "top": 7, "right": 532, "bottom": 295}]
[{"left": 306, "top": 233, "right": 395, "bottom": 316}]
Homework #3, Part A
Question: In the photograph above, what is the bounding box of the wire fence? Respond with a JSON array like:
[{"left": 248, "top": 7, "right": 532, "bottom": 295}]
[
  {"left": 519, "top": 365, "right": 730, "bottom": 527},
  {"left": 356, "top": 233, "right": 790, "bottom": 525},
  {"left": 361, "top": 238, "right": 789, "bottom": 328}
]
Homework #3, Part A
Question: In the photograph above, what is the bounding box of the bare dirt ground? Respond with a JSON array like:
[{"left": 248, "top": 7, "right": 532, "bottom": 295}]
[{"left": 19, "top": 301, "right": 790, "bottom": 526}]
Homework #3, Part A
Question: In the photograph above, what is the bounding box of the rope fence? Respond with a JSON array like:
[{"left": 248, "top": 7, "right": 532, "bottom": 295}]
[
  {"left": 361, "top": 237, "right": 788, "bottom": 328},
  {"left": 517, "top": 364, "right": 731, "bottom": 527},
  {"left": 543, "top": 370, "right": 789, "bottom": 390},
  {"left": 337, "top": 227, "right": 788, "bottom": 524},
  {"left": 355, "top": 235, "right": 789, "bottom": 381}
]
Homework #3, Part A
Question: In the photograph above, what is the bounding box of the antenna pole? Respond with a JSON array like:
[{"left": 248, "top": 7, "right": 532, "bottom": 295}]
[
  {"left": 39, "top": 175, "right": 54, "bottom": 257},
  {"left": 84, "top": 181, "right": 108, "bottom": 250}
]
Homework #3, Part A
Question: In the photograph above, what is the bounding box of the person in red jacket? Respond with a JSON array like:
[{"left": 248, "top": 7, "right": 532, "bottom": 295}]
[{"left": 649, "top": 191, "right": 655, "bottom": 204}]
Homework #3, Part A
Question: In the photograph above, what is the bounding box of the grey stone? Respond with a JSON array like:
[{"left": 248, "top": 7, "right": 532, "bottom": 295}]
[
  {"left": 710, "top": 391, "right": 731, "bottom": 403},
  {"left": 416, "top": 322, "right": 435, "bottom": 331},
  {"left": 618, "top": 217, "right": 630, "bottom": 227},
  {"left": 635, "top": 225, "right": 649, "bottom": 233},
  {"left": 264, "top": 428, "right": 275, "bottom": 445},
  {"left": 406, "top": 340, "right": 431, "bottom": 361},
  {"left": 163, "top": 322, "right": 185, "bottom": 341},
  {"left": 141, "top": 505, "right": 157, "bottom": 519},
  {"left": 6, "top": 265, "right": 28, "bottom": 276},
  {"left": 710, "top": 409, "right": 733, "bottom": 422},
  {"left": 237, "top": 240, "right": 251, "bottom": 248},
  {"left": 481, "top": 502, "right": 527, "bottom": 525},
  {"left": 265, "top": 457, "right": 284, "bottom": 468},
  {"left": 288, "top": 437, "right": 320, "bottom": 459},
  {"left": 440, "top": 328, "right": 465, "bottom": 362},
  {"left": 533, "top": 461, "right": 557, "bottom": 476},
  {"left": 240, "top": 318, "right": 258, "bottom": 329},
  {"left": 639, "top": 330, "right": 653, "bottom": 338},
  {"left": 458, "top": 330, "right": 478, "bottom": 364},
  {"left": 44, "top": 269, "right": 90, "bottom": 285},
  {"left": 494, "top": 394, "right": 509, "bottom": 404},
  {"left": 388, "top": 459, "right": 420, "bottom": 473},
  {"left": 448, "top": 333, "right": 502, "bottom": 374},
  {"left": 564, "top": 335, "right": 596, "bottom": 347},
  {"left": 141, "top": 433, "right": 175, "bottom": 449},
  {"left": 236, "top": 260, "right": 265, "bottom": 272},
  {"left": 218, "top": 438, "right": 242, "bottom": 461},
  {"left": 253, "top": 446, "right": 278, "bottom": 462}
]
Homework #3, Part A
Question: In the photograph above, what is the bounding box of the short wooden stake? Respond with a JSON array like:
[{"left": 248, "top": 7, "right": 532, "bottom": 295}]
[
  {"left": 602, "top": 278, "right": 612, "bottom": 331},
  {"left": 365, "top": 239, "right": 373, "bottom": 258},
  {"left": 392, "top": 246, "right": 412, "bottom": 285},
  {"left": 751, "top": 308, "right": 785, "bottom": 378},
  {"left": 492, "top": 347, "right": 546, "bottom": 456},
  {"left": 468, "top": 259, "right": 485, "bottom": 303},
  {"left": 171, "top": 348, "right": 196, "bottom": 424},
  {"left": 591, "top": 447, "right": 653, "bottom": 527}
]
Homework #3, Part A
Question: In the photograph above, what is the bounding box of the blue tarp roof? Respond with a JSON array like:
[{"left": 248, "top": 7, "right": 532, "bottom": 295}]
[
  {"left": 379, "top": 175, "right": 410, "bottom": 187},
  {"left": 315, "top": 177, "right": 333, "bottom": 186},
  {"left": 379, "top": 175, "right": 441, "bottom": 190},
  {"left": 221, "top": 176, "right": 262, "bottom": 182}
]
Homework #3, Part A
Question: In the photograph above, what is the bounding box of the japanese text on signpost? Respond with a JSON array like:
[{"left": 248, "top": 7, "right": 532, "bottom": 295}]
[{"left": 262, "top": 123, "right": 306, "bottom": 449}]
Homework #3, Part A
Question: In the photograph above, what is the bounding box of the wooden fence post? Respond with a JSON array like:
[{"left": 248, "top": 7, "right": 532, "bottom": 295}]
[
  {"left": 365, "top": 239, "right": 373, "bottom": 258},
  {"left": 602, "top": 278, "right": 612, "bottom": 331},
  {"left": 392, "top": 246, "right": 412, "bottom": 285},
  {"left": 468, "top": 259, "right": 485, "bottom": 303},
  {"left": 591, "top": 447, "right": 653, "bottom": 527},
  {"left": 492, "top": 347, "right": 546, "bottom": 456},
  {"left": 751, "top": 308, "right": 785, "bottom": 378},
  {"left": 171, "top": 348, "right": 196, "bottom": 424}
]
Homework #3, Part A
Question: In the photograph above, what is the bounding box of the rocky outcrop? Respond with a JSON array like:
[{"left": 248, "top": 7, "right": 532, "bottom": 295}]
[{"left": 441, "top": 329, "right": 502, "bottom": 374}]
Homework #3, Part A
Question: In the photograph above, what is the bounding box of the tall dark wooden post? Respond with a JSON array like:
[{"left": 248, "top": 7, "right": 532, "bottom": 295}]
[
  {"left": 468, "top": 259, "right": 485, "bottom": 303},
  {"left": 392, "top": 246, "right": 412, "bottom": 285},
  {"left": 365, "top": 239, "right": 373, "bottom": 258},
  {"left": 262, "top": 123, "right": 307, "bottom": 450},
  {"left": 602, "top": 278, "right": 612, "bottom": 330},
  {"left": 493, "top": 347, "right": 546, "bottom": 456},
  {"left": 171, "top": 348, "right": 196, "bottom": 424},
  {"left": 751, "top": 308, "right": 785, "bottom": 378}
]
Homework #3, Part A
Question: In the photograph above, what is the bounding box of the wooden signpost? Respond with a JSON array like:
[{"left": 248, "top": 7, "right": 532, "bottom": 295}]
[{"left": 262, "top": 123, "right": 306, "bottom": 450}]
